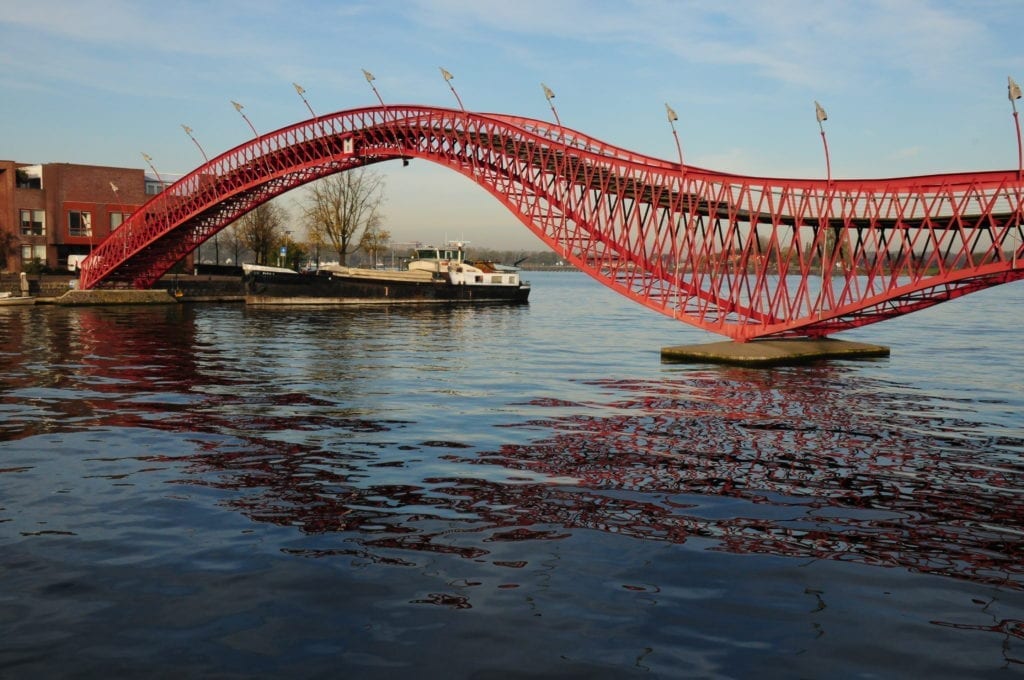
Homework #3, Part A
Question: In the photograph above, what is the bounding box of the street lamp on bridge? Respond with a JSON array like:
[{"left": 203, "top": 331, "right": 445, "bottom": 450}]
[
  {"left": 141, "top": 152, "right": 164, "bottom": 186},
  {"left": 1009, "top": 76, "right": 1023, "bottom": 268},
  {"left": 181, "top": 124, "right": 209, "bottom": 164},
  {"left": 440, "top": 67, "right": 465, "bottom": 112},
  {"left": 814, "top": 100, "right": 832, "bottom": 185},
  {"left": 665, "top": 102, "right": 685, "bottom": 171},
  {"left": 814, "top": 100, "right": 834, "bottom": 318},
  {"left": 1009, "top": 76, "right": 1022, "bottom": 181},
  {"left": 293, "top": 82, "right": 316, "bottom": 119},
  {"left": 231, "top": 100, "right": 260, "bottom": 138},
  {"left": 541, "top": 83, "right": 562, "bottom": 133},
  {"left": 362, "top": 69, "right": 387, "bottom": 110}
]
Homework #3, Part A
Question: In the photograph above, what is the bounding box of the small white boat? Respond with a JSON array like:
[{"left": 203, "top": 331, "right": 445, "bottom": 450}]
[{"left": 0, "top": 292, "right": 35, "bottom": 306}]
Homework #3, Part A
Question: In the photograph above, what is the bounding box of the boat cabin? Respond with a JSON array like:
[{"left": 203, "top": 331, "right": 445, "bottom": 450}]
[
  {"left": 407, "top": 243, "right": 466, "bottom": 274},
  {"left": 411, "top": 244, "right": 464, "bottom": 264},
  {"left": 406, "top": 242, "right": 524, "bottom": 288}
]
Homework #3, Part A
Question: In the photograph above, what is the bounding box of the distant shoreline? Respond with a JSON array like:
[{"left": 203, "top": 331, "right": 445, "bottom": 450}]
[{"left": 519, "top": 265, "right": 579, "bottom": 272}]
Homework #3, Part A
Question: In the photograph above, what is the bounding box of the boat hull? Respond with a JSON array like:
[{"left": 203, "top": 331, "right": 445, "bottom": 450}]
[{"left": 244, "top": 270, "right": 530, "bottom": 305}]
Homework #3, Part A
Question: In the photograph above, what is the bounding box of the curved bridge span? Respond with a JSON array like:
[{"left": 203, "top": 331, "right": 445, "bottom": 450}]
[{"left": 79, "top": 104, "right": 1024, "bottom": 341}]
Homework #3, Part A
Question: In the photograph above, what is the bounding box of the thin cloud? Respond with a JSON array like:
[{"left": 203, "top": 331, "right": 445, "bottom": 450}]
[{"left": 405, "top": 0, "right": 999, "bottom": 89}]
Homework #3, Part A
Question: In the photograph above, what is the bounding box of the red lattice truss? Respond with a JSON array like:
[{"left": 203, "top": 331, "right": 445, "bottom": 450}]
[{"left": 79, "top": 105, "right": 1024, "bottom": 341}]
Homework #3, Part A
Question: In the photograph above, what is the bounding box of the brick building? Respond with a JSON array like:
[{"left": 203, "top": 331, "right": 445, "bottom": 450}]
[{"left": 0, "top": 160, "right": 166, "bottom": 273}]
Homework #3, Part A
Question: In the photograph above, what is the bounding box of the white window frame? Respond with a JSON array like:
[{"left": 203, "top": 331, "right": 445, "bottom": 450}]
[{"left": 19, "top": 209, "right": 45, "bottom": 236}]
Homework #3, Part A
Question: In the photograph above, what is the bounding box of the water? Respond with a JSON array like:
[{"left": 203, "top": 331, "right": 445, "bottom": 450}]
[{"left": 1, "top": 271, "right": 1021, "bottom": 678}]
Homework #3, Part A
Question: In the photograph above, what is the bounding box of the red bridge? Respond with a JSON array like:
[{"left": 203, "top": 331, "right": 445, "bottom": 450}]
[{"left": 78, "top": 104, "right": 1024, "bottom": 341}]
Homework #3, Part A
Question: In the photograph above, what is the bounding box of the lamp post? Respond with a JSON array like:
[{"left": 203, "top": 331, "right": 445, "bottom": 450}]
[
  {"left": 181, "top": 124, "right": 209, "bottom": 163},
  {"left": 1009, "top": 76, "right": 1023, "bottom": 267},
  {"left": 665, "top": 103, "right": 685, "bottom": 170},
  {"left": 362, "top": 69, "right": 387, "bottom": 109},
  {"left": 814, "top": 100, "right": 832, "bottom": 318},
  {"left": 109, "top": 181, "right": 121, "bottom": 211},
  {"left": 1009, "top": 76, "right": 1022, "bottom": 181},
  {"left": 231, "top": 100, "right": 260, "bottom": 138},
  {"left": 293, "top": 82, "right": 332, "bottom": 158},
  {"left": 665, "top": 102, "right": 686, "bottom": 284},
  {"left": 815, "top": 100, "right": 832, "bottom": 185},
  {"left": 293, "top": 82, "right": 316, "bottom": 119},
  {"left": 109, "top": 181, "right": 125, "bottom": 259},
  {"left": 440, "top": 67, "right": 465, "bottom": 112},
  {"left": 179, "top": 129, "right": 208, "bottom": 270},
  {"left": 141, "top": 152, "right": 164, "bottom": 186},
  {"left": 541, "top": 83, "right": 562, "bottom": 131}
]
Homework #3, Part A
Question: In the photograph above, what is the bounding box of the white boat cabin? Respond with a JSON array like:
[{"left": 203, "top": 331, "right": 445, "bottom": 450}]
[{"left": 407, "top": 243, "right": 523, "bottom": 288}]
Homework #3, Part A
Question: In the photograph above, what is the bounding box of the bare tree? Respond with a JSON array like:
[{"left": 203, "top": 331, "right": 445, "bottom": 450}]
[
  {"left": 237, "top": 201, "right": 287, "bottom": 265},
  {"left": 302, "top": 168, "right": 385, "bottom": 265},
  {"left": 360, "top": 223, "right": 391, "bottom": 268},
  {"left": 218, "top": 222, "right": 249, "bottom": 266}
]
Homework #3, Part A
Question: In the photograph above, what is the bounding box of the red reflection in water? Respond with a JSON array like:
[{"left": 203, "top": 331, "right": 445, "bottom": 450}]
[
  {"left": 3, "top": 306, "right": 1021, "bottom": 597},
  {"left": 411, "top": 593, "right": 473, "bottom": 609},
  {"left": 473, "top": 371, "right": 1023, "bottom": 590},
  {"left": 149, "top": 366, "right": 1024, "bottom": 595},
  {"left": 932, "top": 601, "right": 1024, "bottom": 668},
  {"left": 0, "top": 306, "right": 212, "bottom": 440}
]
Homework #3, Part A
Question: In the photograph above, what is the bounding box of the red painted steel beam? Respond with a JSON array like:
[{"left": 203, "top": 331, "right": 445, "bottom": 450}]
[{"left": 79, "top": 105, "right": 1024, "bottom": 341}]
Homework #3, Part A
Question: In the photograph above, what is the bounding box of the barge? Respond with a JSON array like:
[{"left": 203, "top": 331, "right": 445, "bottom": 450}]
[{"left": 244, "top": 243, "right": 530, "bottom": 305}]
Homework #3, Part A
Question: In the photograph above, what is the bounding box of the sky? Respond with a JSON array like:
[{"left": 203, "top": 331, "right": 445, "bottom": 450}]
[{"left": 3, "top": 0, "right": 1024, "bottom": 249}]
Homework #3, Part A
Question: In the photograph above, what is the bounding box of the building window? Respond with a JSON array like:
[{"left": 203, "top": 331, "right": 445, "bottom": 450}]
[
  {"left": 21, "top": 244, "right": 46, "bottom": 264},
  {"left": 69, "top": 211, "right": 92, "bottom": 237},
  {"left": 145, "top": 181, "right": 163, "bottom": 195},
  {"left": 19, "top": 209, "right": 45, "bottom": 236},
  {"left": 15, "top": 168, "right": 42, "bottom": 189},
  {"left": 110, "top": 212, "right": 126, "bottom": 230}
]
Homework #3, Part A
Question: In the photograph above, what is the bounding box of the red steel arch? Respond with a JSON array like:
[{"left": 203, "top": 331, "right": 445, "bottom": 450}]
[{"left": 79, "top": 104, "right": 1024, "bottom": 341}]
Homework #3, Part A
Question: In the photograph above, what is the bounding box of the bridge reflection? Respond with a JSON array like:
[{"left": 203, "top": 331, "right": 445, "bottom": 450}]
[
  {"left": 176, "top": 367, "right": 1022, "bottom": 591},
  {"left": 5, "top": 306, "right": 1019, "bottom": 591}
]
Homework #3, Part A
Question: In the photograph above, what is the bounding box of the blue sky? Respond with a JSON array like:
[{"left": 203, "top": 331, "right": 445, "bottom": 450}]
[{"left": 3, "top": 0, "right": 1023, "bottom": 249}]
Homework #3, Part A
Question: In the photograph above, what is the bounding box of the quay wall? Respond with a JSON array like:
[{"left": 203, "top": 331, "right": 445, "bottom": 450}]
[{"left": 0, "top": 273, "right": 244, "bottom": 302}]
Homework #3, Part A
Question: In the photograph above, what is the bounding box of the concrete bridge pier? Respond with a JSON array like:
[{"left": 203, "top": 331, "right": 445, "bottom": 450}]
[{"left": 661, "top": 338, "right": 890, "bottom": 366}]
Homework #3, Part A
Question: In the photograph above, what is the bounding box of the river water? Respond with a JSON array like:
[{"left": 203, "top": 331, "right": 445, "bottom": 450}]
[{"left": 1, "top": 271, "right": 1021, "bottom": 678}]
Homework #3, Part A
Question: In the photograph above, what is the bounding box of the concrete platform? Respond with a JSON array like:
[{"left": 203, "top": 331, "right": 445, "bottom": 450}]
[
  {"left": 661, "top": 338, "right": 890, "bottom": 366},
  {"left": 52, "top": 289, "right": 179, "bottom": 306}
]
